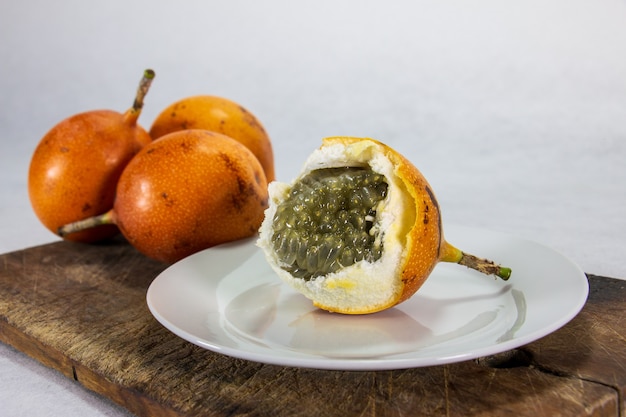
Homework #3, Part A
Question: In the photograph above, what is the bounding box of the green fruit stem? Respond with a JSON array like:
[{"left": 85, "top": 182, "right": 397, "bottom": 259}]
[
  {"left": 57, "top": 211, "right": 115, "bottom": 237},
  {"left": 457, "top": 252, "right": 512, "bottom": 280}
]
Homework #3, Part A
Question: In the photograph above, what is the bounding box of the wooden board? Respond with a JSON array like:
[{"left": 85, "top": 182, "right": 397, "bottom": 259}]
[{"left": 0, "top": 238, "right": 624, "bottom": 417}]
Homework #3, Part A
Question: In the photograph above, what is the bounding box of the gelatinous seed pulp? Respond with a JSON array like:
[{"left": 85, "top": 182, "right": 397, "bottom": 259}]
[{"left": 271, "top": 167, "right": 388, "bottom": 280}]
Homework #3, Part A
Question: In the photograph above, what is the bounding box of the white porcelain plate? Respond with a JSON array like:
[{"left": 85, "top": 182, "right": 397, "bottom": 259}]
[{"left": 146, "top": 225, "right": 588, "bottom": 370}]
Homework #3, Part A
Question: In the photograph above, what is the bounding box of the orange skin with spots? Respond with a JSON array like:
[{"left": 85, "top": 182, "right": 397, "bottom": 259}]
[
  {"left": 316, "top": 137, "right": 463, "bottom": 312},
  {"left": 28, "top": 109, "right": 151, "bottom": 242},
  {"left": 149, "top": 95, "right": 275, "bottom": 182},
  {"left": 372, "top": 141, "right": 446, "bottom": 305},
  {"left": 112, "top": 129, "right": 269, "bottom": 264}
]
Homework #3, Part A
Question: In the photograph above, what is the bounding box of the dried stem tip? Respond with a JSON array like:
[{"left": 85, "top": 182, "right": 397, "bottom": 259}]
[
  {"left": 57, "top": 211, "right": 114, "bottom": 237},
  {"left": 132, "top": 69, "right": 156, "bottom": 112},
  {"left": 458, "top": 252, "right": 512, "bottom": 280}
]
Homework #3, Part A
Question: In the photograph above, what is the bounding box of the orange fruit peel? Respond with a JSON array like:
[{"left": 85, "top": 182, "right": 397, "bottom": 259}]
[
  {"left": 59, "top": 129, "right": 269, "bottom": 264},
  {"left": 149, "top": 95, "right": 275, "bottom": 182},
  {"left": 257, "top": 137, "right": 510, "bottom": 314},
  {"left": 28, "top": 69, "right": 155, "bottom": 243}
]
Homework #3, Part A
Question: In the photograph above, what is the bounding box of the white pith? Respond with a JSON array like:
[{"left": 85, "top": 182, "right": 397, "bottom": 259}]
[{"left": 257, "top": 139, "right": 412, "bottom": 314}]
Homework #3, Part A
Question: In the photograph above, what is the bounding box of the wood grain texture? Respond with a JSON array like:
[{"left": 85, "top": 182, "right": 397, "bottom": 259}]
[{"left": 0, "top": 240, "right": 624, "bottom": 417}]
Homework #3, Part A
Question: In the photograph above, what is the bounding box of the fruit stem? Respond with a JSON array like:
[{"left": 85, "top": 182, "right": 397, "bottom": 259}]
[
  {"left": 439, "top": 241, "right": 511, "bottom": 280},
  {"left": 57, "top": 211, "right": 115, "bottom": 237},
  {"left": 124, "top": 69, "right": 155, "bottom": 125},
  {"left": 457, "top": 252, "right": 512, "bottom": 280},
  {"left": 133, "top": 69, "right": 155, "bottom": 112}
]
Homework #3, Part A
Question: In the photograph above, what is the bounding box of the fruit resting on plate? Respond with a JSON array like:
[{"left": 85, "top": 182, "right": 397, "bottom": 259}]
[
  {"left": 257, "top": 137, "right": 511, "bottom": 314},
  {"left": 59, "top": 129, "right": 269, "bottom": 264},
  {"left": 28, "top": 69, "right": 155, "bottom": 242}
]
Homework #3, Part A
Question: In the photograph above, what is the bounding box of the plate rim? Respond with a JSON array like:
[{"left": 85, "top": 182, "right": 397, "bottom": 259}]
[{"left": 146, "top": 225, "right": 589, "bottom": 371}]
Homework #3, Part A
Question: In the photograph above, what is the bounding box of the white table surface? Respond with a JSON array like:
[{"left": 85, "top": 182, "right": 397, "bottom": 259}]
[{"left": 1, "top": 0, "right": 625, "bottom": 415}]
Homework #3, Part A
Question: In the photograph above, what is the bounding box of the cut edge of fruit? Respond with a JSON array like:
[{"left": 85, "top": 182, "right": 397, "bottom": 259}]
[{"left": 258, "top": 138, "right": 413, "bottom": 314}]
